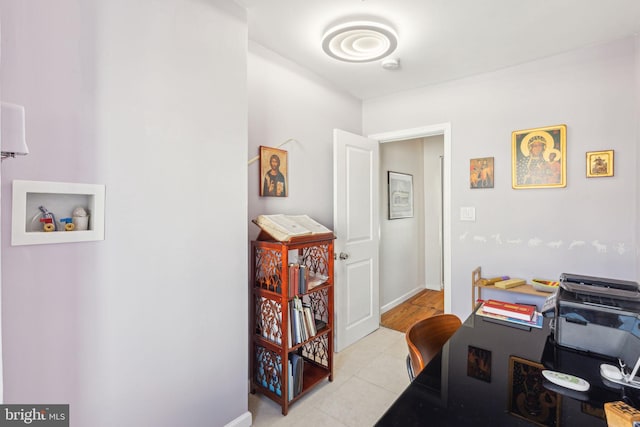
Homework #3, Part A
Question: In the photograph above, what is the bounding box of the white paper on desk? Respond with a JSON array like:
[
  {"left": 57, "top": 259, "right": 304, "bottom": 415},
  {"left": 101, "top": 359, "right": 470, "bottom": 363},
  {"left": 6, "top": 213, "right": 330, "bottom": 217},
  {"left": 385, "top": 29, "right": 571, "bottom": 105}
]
[{"left": 541, "top": 293, "right": 557, "bottom": 314}]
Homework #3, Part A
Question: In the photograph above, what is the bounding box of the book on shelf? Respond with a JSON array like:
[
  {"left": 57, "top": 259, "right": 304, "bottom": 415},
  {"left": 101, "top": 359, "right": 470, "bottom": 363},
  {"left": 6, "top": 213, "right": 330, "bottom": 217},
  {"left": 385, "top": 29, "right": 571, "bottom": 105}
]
[
  {"left": 494, "top": 278, "right": 526, "bottom": 289},
  {"left": 288, "top": 360, "right": 294, "bottom": 401},
  {"left": 289, "top": 263, "right": 326, "bottom": 296},
  {"left": 477, "top": 302, "right": 543, "bottom": 329},
  {"left": 291, "top": 296, "right": 315, "bottom": 344},
  {"left": 296, "top": 297, "right": 308, "bottom": 342},
  {"left": 289, "top": 353, "right": 304, "bottom": 398},
  {"left": 481, "top": 299, "right": 535, "bottom": 321},
  {"left": 299, "top": 265, "right": 308, "bottom": 294},
  {"left": 290, "top": 303, "right": 301, "bottom": 344},
  {"left": 254, "top": 214, "right": 333, "bottom": 242},
  {"left": 302, "top": 304, "right": 317, "bottom": 337},
  {"left": 288, "top": 263, "right": 299, "bottom": 298}
]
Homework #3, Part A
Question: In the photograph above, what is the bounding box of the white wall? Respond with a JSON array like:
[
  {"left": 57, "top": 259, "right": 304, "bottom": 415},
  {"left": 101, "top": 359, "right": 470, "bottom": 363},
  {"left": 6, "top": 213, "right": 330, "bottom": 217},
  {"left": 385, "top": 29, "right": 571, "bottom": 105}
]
[
  {"left": 1, "top": 1, "right": 250, "bottom": 426},
  {"left": 423, "top": 135, "right": 445, "bottom": 290},
  {"left": 364, "top": 36, "right": 639, "bottom": 320},
  {"left": 248, "top": 42, "right": 361, "bottom": 232},
  {"left": 636, "top": 35, "right": 640, "bottom": 280}
]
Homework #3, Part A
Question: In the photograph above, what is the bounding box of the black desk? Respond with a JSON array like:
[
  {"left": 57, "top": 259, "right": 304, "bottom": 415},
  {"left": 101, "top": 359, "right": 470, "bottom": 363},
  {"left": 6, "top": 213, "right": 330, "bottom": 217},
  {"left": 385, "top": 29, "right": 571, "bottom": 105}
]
[{"left": 376, "top": 311, "right": 640, "bottom": 426}]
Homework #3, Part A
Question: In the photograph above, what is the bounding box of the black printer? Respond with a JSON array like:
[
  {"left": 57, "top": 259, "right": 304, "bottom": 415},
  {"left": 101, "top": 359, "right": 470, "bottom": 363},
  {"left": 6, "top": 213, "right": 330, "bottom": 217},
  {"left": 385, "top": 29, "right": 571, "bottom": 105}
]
[{"left": 554, "top": 273, "right": 640, "bottom": 359}]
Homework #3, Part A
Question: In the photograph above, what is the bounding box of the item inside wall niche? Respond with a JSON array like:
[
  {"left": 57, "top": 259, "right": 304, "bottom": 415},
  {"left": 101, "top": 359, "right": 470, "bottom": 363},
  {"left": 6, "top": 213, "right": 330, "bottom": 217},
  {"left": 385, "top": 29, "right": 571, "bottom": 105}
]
[
  {"left": 39, "top": 217, "right": 55, "bottom": 232},
  {"left": 38, "top": 205, "right": 58, "bottom": 231},
  {"left": 72, "top": 206, "right": 90, "bottom": 231},
  {"left": 29, "top": 205, "right": 91, "bottom": 232},
  {"left": 60, "top": 218, "right": 75, "bottom": 231}
]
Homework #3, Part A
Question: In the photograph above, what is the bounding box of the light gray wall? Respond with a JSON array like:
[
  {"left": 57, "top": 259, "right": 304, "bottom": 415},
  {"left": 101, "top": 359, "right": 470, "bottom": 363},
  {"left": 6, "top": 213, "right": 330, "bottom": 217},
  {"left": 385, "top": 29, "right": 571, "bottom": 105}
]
[
  {"left": 364, "top": 36, "right": 639, "bottom": 320},
  {"left": 637, "top": 36, "right": 640, "bottom": 280},
  {"left": 1, "top": 1, "right": 250, "bottom": 426},
  {"left": 379, "top": 138, "right": 425, "bottom": 310},
  {"left": 248, "top": 41, "right": 361, "bottom": 233},
  {"left": 423, "top": 135, "right": 445, "bottom": 290}
]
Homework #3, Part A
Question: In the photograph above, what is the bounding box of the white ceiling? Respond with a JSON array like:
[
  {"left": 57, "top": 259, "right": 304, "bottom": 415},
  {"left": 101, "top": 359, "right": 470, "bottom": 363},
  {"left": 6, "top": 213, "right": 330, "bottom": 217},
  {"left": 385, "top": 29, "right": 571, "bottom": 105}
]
[{"left": 238, "top": 0, "right": 640, "bottom": 100}]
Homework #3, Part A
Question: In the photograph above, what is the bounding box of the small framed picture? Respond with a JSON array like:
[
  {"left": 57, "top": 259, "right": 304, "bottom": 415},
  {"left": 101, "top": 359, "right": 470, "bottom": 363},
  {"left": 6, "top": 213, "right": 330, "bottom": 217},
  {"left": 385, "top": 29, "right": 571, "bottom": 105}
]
[
  {"left": 260, "top": 146, "right": 288, "bottom": 197},
  {"left": 470, "top": 157, "right": 494, "bottom": 189},
  {"left": 512, "top": 124, "right": 566, "bottom": 189},
  {"left": 388, "top": 171, "right": 413, "bottom": 219},
  {"left": 467, "top": 345, "right": 491, "bottom": 382},
  {"left": 508, "top": 356, "right": 560, "bottom": 426},
  {"left": 586, "top": 150, "right": 614, "bottom": 178}
]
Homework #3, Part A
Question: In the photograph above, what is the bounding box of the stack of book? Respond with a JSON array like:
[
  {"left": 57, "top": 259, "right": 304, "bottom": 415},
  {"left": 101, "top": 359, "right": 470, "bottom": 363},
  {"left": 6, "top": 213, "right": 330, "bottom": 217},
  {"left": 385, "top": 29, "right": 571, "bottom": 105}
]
[
  {"left": 477, "top": 299, "right": 542, "bottom": 329},
  {"left": 287, "top": 264, "right": 329, "bottom": 297},
  {"left": 288, "top": 296, "right": 324, "bottom": 346}
]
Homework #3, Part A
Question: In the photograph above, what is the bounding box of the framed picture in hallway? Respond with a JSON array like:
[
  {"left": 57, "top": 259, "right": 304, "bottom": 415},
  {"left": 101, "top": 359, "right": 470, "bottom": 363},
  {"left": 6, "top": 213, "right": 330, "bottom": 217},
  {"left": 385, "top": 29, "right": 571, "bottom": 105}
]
[{"left": 388, "top": 171, "right": 413, "bottom": 219}]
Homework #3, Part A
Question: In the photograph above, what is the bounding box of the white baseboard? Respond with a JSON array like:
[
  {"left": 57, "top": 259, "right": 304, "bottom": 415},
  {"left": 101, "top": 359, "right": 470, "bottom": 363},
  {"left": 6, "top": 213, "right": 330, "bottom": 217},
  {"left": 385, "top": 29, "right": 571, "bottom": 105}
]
[
  {"left": 424, "top": 282, "right": 442, "bottom": 291},
  {"left": 225, "top": 411, "right": 252, "bottom": 427},
  {"left": 380, "top": 286, "right": 425, "bottom": 314}
]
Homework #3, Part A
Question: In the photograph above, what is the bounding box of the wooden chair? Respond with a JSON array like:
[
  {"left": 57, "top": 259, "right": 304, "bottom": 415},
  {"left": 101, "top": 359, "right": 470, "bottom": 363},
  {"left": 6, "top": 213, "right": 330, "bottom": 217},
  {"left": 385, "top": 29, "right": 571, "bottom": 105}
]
[{"left": 405, "top": 314, "right": 462, "bottom": 380}]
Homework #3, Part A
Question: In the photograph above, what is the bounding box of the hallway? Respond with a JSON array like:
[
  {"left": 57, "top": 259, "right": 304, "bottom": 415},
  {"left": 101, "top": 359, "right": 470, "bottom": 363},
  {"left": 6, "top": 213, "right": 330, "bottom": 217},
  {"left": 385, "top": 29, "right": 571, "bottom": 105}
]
[{"left": 380, "top": 289, "right": 444, "bottom": 333}]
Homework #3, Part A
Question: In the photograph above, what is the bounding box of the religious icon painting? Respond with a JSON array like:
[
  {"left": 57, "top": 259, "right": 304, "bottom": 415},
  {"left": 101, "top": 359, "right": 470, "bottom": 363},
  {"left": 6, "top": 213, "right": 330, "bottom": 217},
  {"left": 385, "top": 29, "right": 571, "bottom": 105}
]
[
  {"left": 470, "top": 157, "right": 494, "bottom": 189},
  {"left": 586, "top": 150, "right": 614, "bottom": 178},
  {"left": 512, "top": 125, "right": 567, "bottom": 189},
  {"left": 260, "top": 146, "right": 288, "bottom": 197}
]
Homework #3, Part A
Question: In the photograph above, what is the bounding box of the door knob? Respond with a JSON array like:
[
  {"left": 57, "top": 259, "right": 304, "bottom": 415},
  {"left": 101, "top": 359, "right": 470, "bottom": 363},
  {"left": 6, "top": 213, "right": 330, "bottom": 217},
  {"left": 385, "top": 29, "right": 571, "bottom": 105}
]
[{"left": 339, "top": 252, "right": 349, "bottom": 260}]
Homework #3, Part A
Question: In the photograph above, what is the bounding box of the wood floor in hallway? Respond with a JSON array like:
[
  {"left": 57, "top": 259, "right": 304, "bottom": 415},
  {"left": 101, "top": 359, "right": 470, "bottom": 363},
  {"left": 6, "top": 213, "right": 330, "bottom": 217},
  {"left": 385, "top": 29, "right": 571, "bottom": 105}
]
[{"left": 380, "top": 289, "right": 445, "bottom": 333}]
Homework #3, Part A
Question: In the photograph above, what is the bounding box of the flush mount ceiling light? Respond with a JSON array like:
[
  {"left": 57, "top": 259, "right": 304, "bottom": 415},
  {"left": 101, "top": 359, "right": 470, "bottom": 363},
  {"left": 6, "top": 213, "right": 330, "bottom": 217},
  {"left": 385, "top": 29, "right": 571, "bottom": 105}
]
[{"left": 322, "top": 21, "right": 398, "bottom": 63}]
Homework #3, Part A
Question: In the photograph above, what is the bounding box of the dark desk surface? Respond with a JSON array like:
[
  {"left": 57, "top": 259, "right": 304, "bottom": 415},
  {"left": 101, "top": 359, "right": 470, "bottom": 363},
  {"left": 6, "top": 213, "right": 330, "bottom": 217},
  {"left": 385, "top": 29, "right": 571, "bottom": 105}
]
[{"left": 376, "top": 311, "right": 640, "bottom": 426}]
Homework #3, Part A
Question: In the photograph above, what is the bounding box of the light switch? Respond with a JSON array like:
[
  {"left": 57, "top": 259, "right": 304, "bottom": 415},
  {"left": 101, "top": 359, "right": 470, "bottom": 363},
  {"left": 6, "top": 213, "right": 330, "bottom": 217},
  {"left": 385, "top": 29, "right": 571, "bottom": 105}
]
[{"left": 460, "top": 207, "right": 476, "bottom": 221}]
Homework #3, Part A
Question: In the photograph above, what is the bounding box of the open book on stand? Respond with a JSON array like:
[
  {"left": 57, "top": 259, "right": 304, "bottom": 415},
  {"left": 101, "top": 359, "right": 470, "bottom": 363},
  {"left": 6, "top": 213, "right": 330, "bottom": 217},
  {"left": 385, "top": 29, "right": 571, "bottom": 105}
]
[{"left": 254, "top": 214, "right": 333, "bottom": 242}]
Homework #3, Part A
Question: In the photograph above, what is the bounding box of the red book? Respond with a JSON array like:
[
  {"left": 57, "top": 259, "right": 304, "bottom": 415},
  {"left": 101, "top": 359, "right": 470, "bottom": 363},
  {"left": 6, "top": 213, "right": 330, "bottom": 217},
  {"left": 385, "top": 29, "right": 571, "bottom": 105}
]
[{"left": 481, "top": 299, "right": 535, "bottom": 321}]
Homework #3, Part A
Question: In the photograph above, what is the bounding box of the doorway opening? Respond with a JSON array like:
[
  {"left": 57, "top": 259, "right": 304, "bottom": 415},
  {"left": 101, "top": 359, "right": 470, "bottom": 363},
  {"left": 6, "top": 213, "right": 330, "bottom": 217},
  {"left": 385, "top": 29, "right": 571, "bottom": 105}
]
[{"left": 369, "top": 123, "right": 452, "bottom": 317}]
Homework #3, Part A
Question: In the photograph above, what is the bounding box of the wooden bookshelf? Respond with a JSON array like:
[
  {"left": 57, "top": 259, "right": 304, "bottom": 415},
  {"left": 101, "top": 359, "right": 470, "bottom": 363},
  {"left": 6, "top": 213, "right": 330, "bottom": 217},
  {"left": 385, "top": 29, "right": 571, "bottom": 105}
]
[
  {"left": 249, "top": 234, "right": 335, "bottom": 415},
  {"left": 471, "top": 266, "right": 551, "bottom": 310}
]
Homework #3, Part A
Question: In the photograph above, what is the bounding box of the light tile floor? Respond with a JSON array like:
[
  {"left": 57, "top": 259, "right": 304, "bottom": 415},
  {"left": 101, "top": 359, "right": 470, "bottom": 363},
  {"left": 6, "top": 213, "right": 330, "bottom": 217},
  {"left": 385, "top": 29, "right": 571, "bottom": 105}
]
[{"left": 249, "top": 327, "right": 409, "bottom": 427}]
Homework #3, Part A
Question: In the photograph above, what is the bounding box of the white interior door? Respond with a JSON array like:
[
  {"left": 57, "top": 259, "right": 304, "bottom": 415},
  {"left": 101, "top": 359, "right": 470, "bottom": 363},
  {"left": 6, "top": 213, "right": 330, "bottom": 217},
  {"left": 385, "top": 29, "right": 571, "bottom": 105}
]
[{"left": 333, "top": 129, "right": 379, "bottom": 352}]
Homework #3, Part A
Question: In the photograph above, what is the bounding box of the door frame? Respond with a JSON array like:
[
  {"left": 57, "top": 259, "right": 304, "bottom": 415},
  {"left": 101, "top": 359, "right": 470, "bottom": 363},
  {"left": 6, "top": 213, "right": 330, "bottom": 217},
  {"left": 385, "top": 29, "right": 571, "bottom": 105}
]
[{"left": 368, "top": 123, "right": 452, "bottom": 313}]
